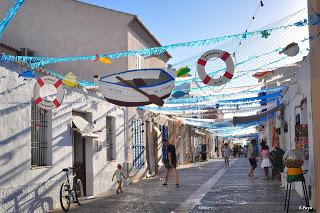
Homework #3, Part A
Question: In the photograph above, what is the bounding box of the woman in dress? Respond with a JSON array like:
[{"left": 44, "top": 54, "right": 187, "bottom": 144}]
[{"left": 261, "top": 145, "right": 272, "bottom": 178}]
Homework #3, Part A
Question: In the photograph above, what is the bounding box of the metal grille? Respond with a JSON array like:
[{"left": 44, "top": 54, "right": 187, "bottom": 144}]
[
  {"left": 31, "top": 102, "right": 48, "bottom": 166},
  {"left": 132, "top": 119, "right": 144, "bottom": 168},
  {"left": 106, "top": 116, "right": 115, "bottom": 161},
  {"left": 160, "top": 125, "right": 169, "bottom": 140}
]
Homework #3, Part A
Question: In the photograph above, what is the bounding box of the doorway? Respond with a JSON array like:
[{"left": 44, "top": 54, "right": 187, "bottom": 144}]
[{"left": 72, "top": 131, "right": 87, "bottom": 195}]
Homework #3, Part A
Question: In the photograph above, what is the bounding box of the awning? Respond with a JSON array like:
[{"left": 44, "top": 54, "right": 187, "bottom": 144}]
[
  {"left": 72, "top": 115, "right": 99, "bottom": 138},
  {"left": 233, "top": 104, "right": 283, "bottom": 126}
]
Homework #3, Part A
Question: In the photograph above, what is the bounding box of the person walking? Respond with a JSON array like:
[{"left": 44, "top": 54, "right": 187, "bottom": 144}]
[
  {"left": 222, "top": 143, "right": 231, "bottom": 167},
  {"left": 233, "top": 146, "right": 237, "bottom": 158},
  {"left": 243, "top": 145, "right": 248, "bottom": 158},
  {"left": 162, "top": 139, "right": 180, "bottom": 188},
  {"left": 248, "top": 139, "right": 258, "bottom": 178},
  {"left": 112, "top": 164, "right": 127, "bottom": 194},
  {"left": 261, "top": 145, "right": 272, "bottom": 179}
]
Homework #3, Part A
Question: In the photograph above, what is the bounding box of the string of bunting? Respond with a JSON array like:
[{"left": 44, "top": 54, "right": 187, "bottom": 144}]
[
  {"left": 166, "top": 86, "right": 287, "bottom": 104},
  {"left": 141, "top": 92, "right": 281, "bottom": 112},
  {"left": 0, "top": 10, "right": 314, "bottom": 68},
  {"left": 0, "top": 0, "right": 25, "bottom": 39}
]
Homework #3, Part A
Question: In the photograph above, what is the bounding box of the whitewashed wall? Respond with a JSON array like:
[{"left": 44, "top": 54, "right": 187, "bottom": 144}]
[
  {"left": 0, "top": 0, "right": 132, "bottom": 80},
  {"left": 281, "top": 58, "right": 314, "bottom": 201},
  {"left": 0, "top": 62, "right": 125, "bottom": 212}
]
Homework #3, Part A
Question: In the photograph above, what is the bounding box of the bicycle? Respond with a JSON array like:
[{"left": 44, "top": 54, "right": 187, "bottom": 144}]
[{"left": 60, "top": 167, "right": 84, "bottom": 212}]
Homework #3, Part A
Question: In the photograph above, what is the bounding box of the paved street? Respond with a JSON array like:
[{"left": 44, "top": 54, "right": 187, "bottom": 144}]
[
  {"left": 190, "top": 158, "right": 305, "bottom": 213},
  {"left": 53, "top": 158, "right": 307, "bottom": 213}
]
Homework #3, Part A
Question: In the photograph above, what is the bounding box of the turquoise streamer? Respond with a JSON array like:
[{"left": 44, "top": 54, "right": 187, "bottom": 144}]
[
  {"left": 0, "top": 16, "right": 310, "bottom": 68},
  {"left": 0, "top": 0, "right": 25, "bottom": 39}
]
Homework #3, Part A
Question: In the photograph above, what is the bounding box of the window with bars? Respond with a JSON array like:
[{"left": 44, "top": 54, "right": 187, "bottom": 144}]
[
  {"left": 132, "top": 119, "right": 144, "bottom": 168},
  {"left": 106, "top": 116, "right": 116, "bottom": 161},
  {"left": 159, "top": 125, "right": 169, "bottom": 141},
  {"left": 31, "top": 102, "right": 49, "bottom": 166}
]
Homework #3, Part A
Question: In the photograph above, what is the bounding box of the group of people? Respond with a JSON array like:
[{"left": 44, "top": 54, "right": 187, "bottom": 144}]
[
  {"left": 111, "top": 138, "right": 285, "bottom": 194},
  {"left": 111, "top": 139, "right": 180, "bottom": 194},
  {"left": 222, "top": 139, "right": 285, "bottom": 179}
]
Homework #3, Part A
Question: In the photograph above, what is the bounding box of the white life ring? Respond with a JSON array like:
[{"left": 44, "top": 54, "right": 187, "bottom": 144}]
[
  {"left": 34, "top": 75, "right": 65, "bottom": 110},
  {"left": 197, "top": 49, "right": 234, "bottom": 86}
]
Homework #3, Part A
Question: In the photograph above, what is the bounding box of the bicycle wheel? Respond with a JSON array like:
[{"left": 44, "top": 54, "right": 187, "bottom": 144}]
[
  {"left": 74, "top": 179, "right": 84, "bottom": 206},
  {"left": 60, "top": 182, "right": 71, "bottom": 212}
]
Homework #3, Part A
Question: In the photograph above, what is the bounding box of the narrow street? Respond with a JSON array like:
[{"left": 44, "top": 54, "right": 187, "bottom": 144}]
[{"left": 53, "top": 158, "right": 305, "bottom": 213}]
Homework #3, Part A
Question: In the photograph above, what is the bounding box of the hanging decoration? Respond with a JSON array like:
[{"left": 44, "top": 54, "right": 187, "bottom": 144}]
[
  {"left": 233, "top": 104, "right": 283, "bottom": 126},
  {"left": 176, "top": 66, "right": 191, "bottom": 77},
  {"left": 260, "top": 30, "right": 271, "bottom": 39},
  {"left": 19, "top": 70, "right": 35, "bottom": 79},
  {"left": 94, "top": 68, "right": 175, "bottom": 107},
  {"left": 279, "top": 42, "right": 300, "bottom": 57},
  {"left": 96, "top": 55, "right": 112, "bottom": 64},
  {"left": 166, "top": 86, "right": 287, "bottom": 104},
  {"left": 62, "top": 72, "right": 78, "bottom": 87},
  {"left": 171, "top": 90, "right": 188, "bottom": 98},
  {"left": 197, "top": 49, "right": 234, "bottom": 86},
  {"left": 0, "top": 0, "right": 25, "bottom": 39},
  {"left": 34, "top": 76, "right": 65, "bottom": 110},
  {"left": 0, "top": 14, "right": 312, "bottom": 69},
  {"left": 252, "top": 70, "right": 274, "bottom": 79}
]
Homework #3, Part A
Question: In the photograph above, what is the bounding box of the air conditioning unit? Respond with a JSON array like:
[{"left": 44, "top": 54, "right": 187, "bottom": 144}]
[{"left": 19, "top": 48, "right": 36, "bottom": 56}]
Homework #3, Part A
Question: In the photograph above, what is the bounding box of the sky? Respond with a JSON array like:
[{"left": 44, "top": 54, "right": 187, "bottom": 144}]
[{"left": 79, "top": 0, "right": 307, "bottom": 63}]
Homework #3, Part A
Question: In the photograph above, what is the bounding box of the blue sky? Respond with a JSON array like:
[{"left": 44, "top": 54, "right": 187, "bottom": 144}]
[{"left": 79, "top": 0, "right": 307, "bottom": 63}]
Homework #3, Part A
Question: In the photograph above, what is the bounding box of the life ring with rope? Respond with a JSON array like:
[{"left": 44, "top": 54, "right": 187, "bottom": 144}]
[
  {"left": 34, "top": 75, "right": 65, "bottom": 110},
  {"left": 197, "top": 49, "right": 235, "bottom": 86}
]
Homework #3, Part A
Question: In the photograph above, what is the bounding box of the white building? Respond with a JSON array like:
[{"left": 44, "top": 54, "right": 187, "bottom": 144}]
[
  {"left": 262, "top": 56, "right": 315, "bottom": 206},
  {"left": 0, "top": 0, "right": 170, "bottom": 212}
]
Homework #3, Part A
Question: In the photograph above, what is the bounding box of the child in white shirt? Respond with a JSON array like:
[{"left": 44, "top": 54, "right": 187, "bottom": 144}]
[{"left": 112, "top": 164, "right": 127, "bottom": 194}]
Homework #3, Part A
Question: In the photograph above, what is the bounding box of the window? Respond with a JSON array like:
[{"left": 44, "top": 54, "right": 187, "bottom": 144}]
[
  {"left": 159, "top": 125, "right": 169, "bottom": 141},
  {"left": 136, "top": 55, "right": 143, "bottom": 69},
  {"left": 106, "top": 116, "right": 116, "bottom": 161},
  {"left": 132, "top": 119, "right": 144, "bottom": 168},
  {"left": 31, "top": 102, "right": 49, "bottom": 166}
]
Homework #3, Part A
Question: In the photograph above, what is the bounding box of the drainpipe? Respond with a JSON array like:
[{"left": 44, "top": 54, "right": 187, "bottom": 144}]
[{"left": 123, "top": 107, "right": 129, "bottom": 176}]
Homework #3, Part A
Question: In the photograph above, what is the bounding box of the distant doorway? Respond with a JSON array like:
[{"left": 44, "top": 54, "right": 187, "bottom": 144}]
[{"left": 72, "top": 131, "right": 87, "bottom": 196}]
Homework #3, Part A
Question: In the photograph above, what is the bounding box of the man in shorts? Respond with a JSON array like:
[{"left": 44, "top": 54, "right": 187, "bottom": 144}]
[
  {"left": 162, "top": 139, "right": 180, "bottom": 188},
  {"left": 248, "top": 139, "right": 258, "bottom": 178}
]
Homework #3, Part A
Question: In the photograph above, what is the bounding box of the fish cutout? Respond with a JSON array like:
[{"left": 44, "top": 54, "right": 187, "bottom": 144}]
[
  {"left": 94, "top": 55, "right": 112, "bottom": 64},
  {"left": 63, "top": 72, "right": 78, "bottom": 87},
  {"left": 261, "top": 30, "right": 271, "bottom": 39},
  {"left": 176, "top": 66, "right": 191, "bottom": 78},
  {"left": 252, "top": 71, "right": 274, "bottom": 79},
  {"left": 279, "top": 42, "right": 299, "bottom": 57},
  {"left": 171, "top": 90, "right": 187, "bottom": 98},
  {"left": 19, "top": 70, "right": 35, "bottom": 79}
]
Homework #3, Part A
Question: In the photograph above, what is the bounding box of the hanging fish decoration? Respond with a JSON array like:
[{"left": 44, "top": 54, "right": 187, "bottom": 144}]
[
  {"left": 171, "top": 90, "right": 188, "bottom": 98},
  {"left": 252, "top": 70, "right": 274, "bottom": 79},
  {"left": 176, "top": 66, "right": 191, "bottom": 78},
  {"left": 94, "top": 55, "right": 112, "bottom": 64},
  {"left": 63, "top": 72, "right": 78, "bottom": 87},
  {"left": 279, "top": 42, "right": 299, "bottom": 57},
  {"left": 100, "top": 57, "right": 112, "bottom": 64},
  {"left": 19, "top": 70, "right": 35, "bottom": 79},
  {"left": 260, "top": 30, "right": 271, "bottom": 39}
]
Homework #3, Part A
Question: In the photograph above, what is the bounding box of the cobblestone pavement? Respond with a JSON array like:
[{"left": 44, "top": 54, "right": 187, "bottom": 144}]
[
  {"left": 53, "top": 158, "right": 308, "bottom": 213},
  {"left": 53, "top": 159, "right": 225, "bottom": 213},
  {"left": 190, "top": 158, "right": 308, "bottom": 213}
]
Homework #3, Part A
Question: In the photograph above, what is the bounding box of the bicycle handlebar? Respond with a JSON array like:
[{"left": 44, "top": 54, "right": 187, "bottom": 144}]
[{"left": 62, "top": 167, "right": 74, "bottom": 172}]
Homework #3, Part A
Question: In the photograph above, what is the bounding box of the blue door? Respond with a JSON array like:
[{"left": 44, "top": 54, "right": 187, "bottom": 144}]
[{"left": 132, "top": 119, "right": 144, "bottom": 168}]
